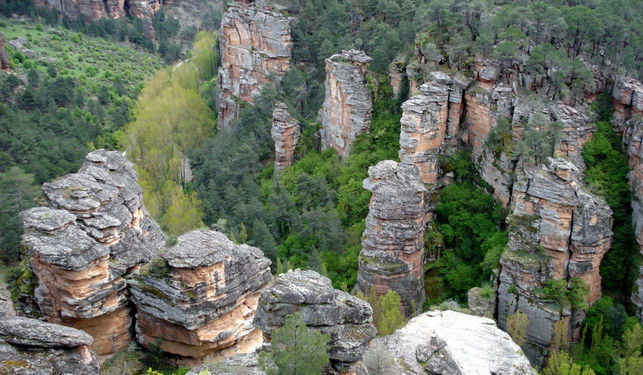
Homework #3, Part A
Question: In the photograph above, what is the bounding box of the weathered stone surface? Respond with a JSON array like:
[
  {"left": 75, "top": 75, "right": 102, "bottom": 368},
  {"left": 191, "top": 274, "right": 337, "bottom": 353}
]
[
  {"left": 388, "top": 57, "right": 406, "bottom": 97},
  {"left": 319, "top": 50, "right": 373, "bottom": 158},
  {"left": 186, "top": 353, "right": 265, "bottom": 375},
  {"left": 364, "top": 310, "right": 536, "bottom": 375},
  {"left": 467, "top": 287, "right": 495, "bottom": 317},
  {"left": 21, "top": 149, "right": 165, "bottom": 355},
  {"left": 497, "top": 158, "right": 613, "bottom": 365},
  {"left": 612, "top": 76, "right": 643, "bottom": 131},
  {"left": 255, "top": 269, "right": 376, "bottom": 375},
  {"left": 130, "top": 229, "right": 272, "bottom": 360},
  {"left": 0, "top": 32, "right": 9, "bottom": 71},
  {"left": 0, "top": 315, "right": 99, "bottom": 375},
  {"left": 271, "top": 101, "right": 300, "bottom": 172},
  {"left": 549, "top": 103, "right": 593, "bottom": 168},
  {"left": 355, "top": 160, "right": 426, "bottom": 317},
  {"left": 216, "top": 0, "right": 292, "bottom": 128},
  {"left": 34, "top": 0, "right": 163, "bottom": 22}
]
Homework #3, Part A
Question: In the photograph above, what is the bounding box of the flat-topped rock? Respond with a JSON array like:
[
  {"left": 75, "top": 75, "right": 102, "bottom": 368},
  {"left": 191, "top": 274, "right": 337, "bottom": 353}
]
[{"left": 0, "top": 317, "right": 93, "bottom": 348}]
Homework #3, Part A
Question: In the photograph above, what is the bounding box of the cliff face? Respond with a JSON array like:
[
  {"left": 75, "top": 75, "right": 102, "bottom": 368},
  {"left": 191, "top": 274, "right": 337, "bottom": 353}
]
[
  {"left": 255, "top": 269, "right": 377, "bottom": 375},
  {"left": 21, "top": 150, "right": 166, "bottom": 355},
  {"left": 271, "top": 101, "right": 300, "bottom": 172},
  {"left": 0, "top": 32, "right": 10, "bottom": 71},
  {"left": 130, "top": 229, "right": 272, "bottom": 360},
  {"left": 355, "top": 160, "right": 426, "bottom": 317},
  {"left": 364, "top": 310, "right": 536, "bottom": 375},
  {"left": 216, "top": 0, "right": 292, "bottom": 128},
  {"left": 496, "top": 158, "right": 612, "bottom": 365},
  {"left": 34, "top": 0, "right": 163, "bottom": 21},
  {"left": 319, "top": 50, "right": 373, "bottom": 158}
]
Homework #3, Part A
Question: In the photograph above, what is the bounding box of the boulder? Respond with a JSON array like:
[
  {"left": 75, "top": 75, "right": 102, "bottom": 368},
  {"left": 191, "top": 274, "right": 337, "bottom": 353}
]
[
  {"left": 363, "top": 310, "right": 537, "bottom": 375},
  {"left": 255, "top": 269, "right": 376, "bottom": 375},
  {"left": 355, "top": 160, "right": 426, "bottom": 317},
  {"left": 130, "top": 229, "right": 272, "bottom": 360},
  {"left": 21, "top": 150, "right": 166, "bottom": 355},
  {"left": 319, "top": 50, "right": 373, "bottom": 158}
]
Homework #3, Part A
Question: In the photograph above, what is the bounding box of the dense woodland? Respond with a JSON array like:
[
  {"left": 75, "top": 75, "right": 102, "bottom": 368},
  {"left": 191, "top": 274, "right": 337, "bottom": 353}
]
[{"left": 0, "top": 0, "right": 642, "bottom": 374}]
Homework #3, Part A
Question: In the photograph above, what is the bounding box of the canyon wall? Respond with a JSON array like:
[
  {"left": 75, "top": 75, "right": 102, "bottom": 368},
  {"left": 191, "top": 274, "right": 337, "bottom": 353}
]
[
  {"left": 355, "top": 160, "right": 426, "bottom": 317},
  {"left": 255, "top": 269, "right": 377, "bottom": 375},
  {"left": 33, "top": 0, "right": 163, "bottom": 22},
  {"left": 130, "top": 229, "right": 272, "bottom": 360},
  {"left": 216, "top": 0, "right": 292, "bottom": 128},
  {"left": 319, "top": 49, "right": 373, "bottom": 158},
  {"left": 271, "top": 101, "right": 300, "bottom": 172},
  {"left": 21, "top": 150, "right": 166, "bottom": 355}
]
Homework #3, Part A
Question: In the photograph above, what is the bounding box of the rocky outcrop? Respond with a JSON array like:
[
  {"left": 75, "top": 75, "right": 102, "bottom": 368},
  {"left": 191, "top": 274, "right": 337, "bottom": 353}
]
[
  {"left": 187, "top": 353, "right": 265, "bottom": 375},
  {"left": 496, "top": 158, "right": 613, "bottom": 365},
  {"left": 363, "top": 310, "right": 536, "bottom": 375},
  {"left": 398, "top": 72, "right": 467, "bottom": 184},
  {"left": 319, "top": 50, "right": 373, "bottom": 158},
  {"left": 0, "top": 316, "right": 100, "bottom": 374},
  {"left": 216, "top": 0, "right": 292, "bottom": 128},
  {"left": 549, "top": 103, "right": 593, "bottom": 169},
  {"left": 388, "top": 57, "right": 406, "bottom": 97},
  {"left": 21, "top": 149, "right": 166, "bottom": 355},
  {"left": 130, "top": 229, "right": 272, "bottom": 360},
  {"left": 255, "top": 269, "right": 377, "bottom": 375},
  {"left": 355, "top": 160, "right": 426, "bottom": 317},
  {"left": 34, "top": 0, "right": 162, "bottom": 22},
  {"left": 0, "top": 32, "right": 9, "bottom": 71},
  {"left": 612, "top": 77, "right": 643, "bottom": 131},
  {"left": 271, "top": 101, "right": 300, "bottom": 172}
]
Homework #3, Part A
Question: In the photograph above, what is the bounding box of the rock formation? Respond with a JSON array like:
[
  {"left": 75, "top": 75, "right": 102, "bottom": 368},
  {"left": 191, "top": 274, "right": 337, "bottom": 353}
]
[
  {"left": 130, "top": 229, "right": 272, "bottom": 360},
  {"left": 319, "top": 50, "right": 373, "bottom": 158},
  {"left": 186, "top": 353, "right": 265, "bottom": 375},
  {"left": 34, "top": 0, "right": 163, "bottom": 22},
  {"left": 0, "top": 316, "right": 100, "bottom": 374},
  {"left": 21, "top": 149, "right": 166, "bottom": 355},
  {"left": 255, "top": 269, "right": 377, "bottom": 375},
  {"left": 355, "top": 160, "right": 426, "bottom": 317},
  {"left": 398, "top": 72, "right": 467, "bottom": 184},
  {"left": 271, "top": 101, "right": 300, "bottom": 172},
  {"left": 0, "top": 32, "right": 9, "bottom": 71},
  {"left": 496, "top": 158, "right": 613, "bottom": 365},
  {"left": 612, "top": 76, "right": 643, "bottom": 132},
  {"left": 216, "top": 0, "right": 292, "bottom": 128},
  {"left": 364, "top": 310, "right": 537, "bottom": 375}
]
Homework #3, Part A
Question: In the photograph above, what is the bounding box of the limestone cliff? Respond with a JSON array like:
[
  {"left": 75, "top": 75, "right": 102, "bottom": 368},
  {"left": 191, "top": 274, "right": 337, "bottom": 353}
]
[
  {"left": 21, "top": 150, "right": 166, "bottom": 355},
  {"left": 0, "top": 32, "right": 10, "bottom": 71},
  {"left": 496, "top": 158, "right": 612, "bottom": 365},
  {"left": 34, "top": 0, "right": 163, "bottom": 22},
  {"left": 130, "top": 229, "right": 272, "bottom": 360},
  {"left": 216, "top": 0, "right": 292, "bottom": 128},
  {"left": 355, "top": 160, "right": 426, "bottom": 317},
  {"left": 255, "top": 269, "right": 376, "bottom": 375},
  {"left": 271, "top": 101, "right": 300, "bottom": 172},
  {"left": 612, "top": 77, "right": 643, "bottom": 132},
  {"left": 364, "top": 310, "right": 536, "bottom": 375},
  {"left": 0, "top": 315, "right": 100, "bottom": 374},
  {"left": 319, "top": 50, "right": 373, "bottom": 158}
]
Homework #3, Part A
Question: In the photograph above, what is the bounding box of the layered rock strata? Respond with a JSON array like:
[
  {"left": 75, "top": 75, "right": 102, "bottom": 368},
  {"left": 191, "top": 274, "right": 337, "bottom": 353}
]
[
  {"left": 34, "top": 0, "right": 162, "bottom": 22},
  {"left": 612, "top": 76, "right": 643, "bottom": 131},
  {"left": 271, "top": 101, "right": 300, "bottom": 172},
  {"left": 496, "top": 158, "right": 613, "bottom": 365},
  {"left": 0, "top": 32, "right": 9, "bottom": 71},
  {"left": 0, "top": 316, "right": 100, "bottom": 374},
  {"left": 216, "top": 0, "right": 292, "bottom": 128},
  {"left": 364, "top": 310, "right": 536, "bottom": 375},
  {"left": 255, "top": 269, "right": 377, "bottom": 375},
  {"left": 21, "top": 149, "right": 165, "bottom": 355},
  {"left": 398, "top": 72, "right": 467, "bottom": 184},
  {"left": 130, "top": 229, "right": 272, "bottom": 360},
  {"left": 355, "top": 160, "right": 426, "bottom": 317},
  {"left": 319, "top": 49, "right": 373, "bottom": 158}
]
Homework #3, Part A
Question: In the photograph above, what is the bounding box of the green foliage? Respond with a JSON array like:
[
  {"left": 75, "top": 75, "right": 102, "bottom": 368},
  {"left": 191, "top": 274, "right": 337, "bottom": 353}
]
[
  {"left": 0, "top": 167, "right": 39, "bottom": 264},
  {"left": 260, "top": 313, "right": 330, "bottom": 375},
  {"left": 357, "top": 287, "right": 405, "bottom": 336},
  {"left": 542, "top": 277, "right": 589, "bottom": 310},
  {"left": 506, "top": 310, "right": 529, "bottom": 348},
  {"left": 543, "top": 350, "right": 596, "bottom": 375}
]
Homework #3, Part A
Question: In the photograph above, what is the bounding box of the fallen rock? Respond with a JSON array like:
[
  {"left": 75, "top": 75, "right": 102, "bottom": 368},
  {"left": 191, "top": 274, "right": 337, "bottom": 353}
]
[
  {"left": 130, "top": 229, "right": 272, "bottom": 360},
  {"left": 216, "top": 0, "right": 292, "bottom": 128},
  {"left": 355, "top": 160, "right": 426, "bottom": 317},
  {"left": 271, "top": 101, "right": 300, "bottom": 172},
  {"left": 319, "top": 50, "right": 373, "bottom": 158},
  {"left": 21, "top": 149, "right": 166, "bottom": 355},
  {"left": 363, "top": 310, "right": 536, "bottom": 375},
  {"left": 0, "top": 317, "right": 93, "bottom": 348},
  {"left": 255, "top": 269, "right": 376, "bottom": 375}
]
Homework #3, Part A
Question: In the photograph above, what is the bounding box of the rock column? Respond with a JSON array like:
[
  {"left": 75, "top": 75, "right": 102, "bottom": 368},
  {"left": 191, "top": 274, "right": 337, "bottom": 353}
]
[
  {"left": 319, "top": 50, "right": 373, "bottom": 158},
  {"left": 271, "top": 101, "right": 300, "bottom": 172},
  {"left": 355, "top": 160, "right": 426, "bottom": 317},
  {"left": 0, "top": 32, "right": 10, "bottom": 71}
]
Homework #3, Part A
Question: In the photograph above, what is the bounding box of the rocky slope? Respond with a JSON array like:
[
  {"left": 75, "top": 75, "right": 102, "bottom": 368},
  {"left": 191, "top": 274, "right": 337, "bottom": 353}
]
[
  {"left": 355, "top": 160, "right": 426, "bottom": 317},
  {"left": 216, "top": 0, "right": 292, "bottom": 128},
  {"left": 130, "top": 229, "right": 272, "bottom": 360},
  {"left": 255, "top": 269, "right": 376, "bottom": 375},
  {"left": 496, "top": 158, "right": 612, "bottom": 365},
  {"left": 271, "top": 101, "right": 300, "bottom": 172},
  {"left": 20, "top": 150, "right": 166, "bottom": 355},
  {"left": 0, "top": 315, "right": 100, "bottom": 374},
  {"left": 364, "top": 310, "right": 536, "bottom": 375},
  {"left": 319, "top": 50, "right": 373, "bottom": 158}
]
